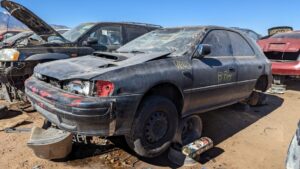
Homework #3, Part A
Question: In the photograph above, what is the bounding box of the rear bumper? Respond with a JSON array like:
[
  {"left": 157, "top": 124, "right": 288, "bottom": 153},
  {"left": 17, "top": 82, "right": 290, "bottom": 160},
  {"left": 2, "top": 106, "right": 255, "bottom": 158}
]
[
  {"left": 272, "top": 61, "right": 300, "bottom": 76},
  {"left": 25, "top": 77, "right": 142, "bottom": 136}
]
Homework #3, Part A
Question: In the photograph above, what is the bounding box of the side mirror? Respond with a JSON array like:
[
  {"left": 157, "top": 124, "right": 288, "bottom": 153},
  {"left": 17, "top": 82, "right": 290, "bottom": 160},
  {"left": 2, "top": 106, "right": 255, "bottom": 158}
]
[{"left": 194, "top": 44, "right": 211, "bottom": 58}]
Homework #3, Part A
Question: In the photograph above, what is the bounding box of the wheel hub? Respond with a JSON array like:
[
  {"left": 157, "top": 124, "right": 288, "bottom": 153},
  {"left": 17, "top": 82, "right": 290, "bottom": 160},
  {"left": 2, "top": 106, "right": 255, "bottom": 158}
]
[{"left": 144, "top": 111, "right": 168, "bottom": 143}]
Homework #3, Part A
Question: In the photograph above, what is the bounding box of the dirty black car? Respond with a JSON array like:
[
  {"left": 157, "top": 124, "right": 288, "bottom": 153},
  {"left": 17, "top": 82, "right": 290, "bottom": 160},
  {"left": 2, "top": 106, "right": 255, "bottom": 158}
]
[
  {"left": 25, "top": 26, "right": 272, "bottom": 158},
  {"left": 0, "top": 0, "right": 160, "bottom": 102}
]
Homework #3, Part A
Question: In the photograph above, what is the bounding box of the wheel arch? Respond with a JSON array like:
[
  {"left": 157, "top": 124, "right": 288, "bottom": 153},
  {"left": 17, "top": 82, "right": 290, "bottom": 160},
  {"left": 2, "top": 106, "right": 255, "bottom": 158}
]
[
  {"left": 255, "top": 75, "right": 269, "bottom": 92},
  {"left": 136, "top": 82, "right": 184, "bottom": 117}
]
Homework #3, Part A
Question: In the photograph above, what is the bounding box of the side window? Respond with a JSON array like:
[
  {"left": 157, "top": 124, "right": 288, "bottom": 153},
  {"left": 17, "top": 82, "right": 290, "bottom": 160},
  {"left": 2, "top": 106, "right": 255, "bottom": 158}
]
[
  {"left": 125, "top": 26, "right": 149, "bottom": 42},
  {"left": 228, "top": 31, "right": 255, "bottom": 56},
  {"left": 202, "top": 30, "right": 232, "bottom": 56},
  {"left": 87, "top": 26, "right": 122, "bottom": 46}
]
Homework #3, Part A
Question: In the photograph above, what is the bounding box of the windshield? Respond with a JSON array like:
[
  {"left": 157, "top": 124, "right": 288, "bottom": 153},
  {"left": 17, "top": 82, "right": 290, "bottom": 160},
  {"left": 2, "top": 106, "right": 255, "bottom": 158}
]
[
  {"left": 62, "top": 23, "right": 96, "bottom": 42},
  {"left": 271, "top": 32, "right": 300, "bottom": 39},
  {"left": 117, "top": 28, "right": 203, "bottom": 56}
]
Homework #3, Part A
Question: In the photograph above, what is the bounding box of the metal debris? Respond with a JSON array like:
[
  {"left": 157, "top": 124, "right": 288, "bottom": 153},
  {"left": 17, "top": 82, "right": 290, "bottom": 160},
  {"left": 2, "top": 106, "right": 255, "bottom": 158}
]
[
  {"left": 27, "top": 127, "right": 73, "bottom": 160},
  {"left": 267, "top": 84, "right": 286, "bottom": 94},
  {"left": 0, "top": 113, "right": 29, "bottom": 131},
  {"left": 168, "top": 137, "right": 214, "bottom": 166}
]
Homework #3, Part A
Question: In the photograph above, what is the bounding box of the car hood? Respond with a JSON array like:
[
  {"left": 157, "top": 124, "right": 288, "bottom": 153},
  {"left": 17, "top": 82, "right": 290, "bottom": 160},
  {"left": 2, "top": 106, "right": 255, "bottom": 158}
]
[
  {"left": 34, "top": 51, "right": 171, "bottom": 81},
  {"left": 1, "top": 1, "right": 67, "bottom": 42}
]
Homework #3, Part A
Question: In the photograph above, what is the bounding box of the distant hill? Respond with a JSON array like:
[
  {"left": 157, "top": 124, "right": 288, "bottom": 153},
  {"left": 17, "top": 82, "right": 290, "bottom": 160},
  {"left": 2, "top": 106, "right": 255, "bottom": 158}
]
[{"left": 0, "top": 11, "right": 69, "bottom": 31}]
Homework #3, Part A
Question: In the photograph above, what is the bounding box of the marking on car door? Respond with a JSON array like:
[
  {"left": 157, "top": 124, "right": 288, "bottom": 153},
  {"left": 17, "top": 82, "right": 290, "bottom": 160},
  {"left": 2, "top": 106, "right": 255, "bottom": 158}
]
[{"left": 218, "top": 70, "right": 233, "bottom": 83}]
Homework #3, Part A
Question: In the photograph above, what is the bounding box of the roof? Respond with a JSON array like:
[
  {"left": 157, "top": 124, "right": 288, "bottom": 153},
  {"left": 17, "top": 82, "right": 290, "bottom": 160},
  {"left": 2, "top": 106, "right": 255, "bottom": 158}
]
[{"left": 83, "top": 22, "right": 162, "bottom": 28}]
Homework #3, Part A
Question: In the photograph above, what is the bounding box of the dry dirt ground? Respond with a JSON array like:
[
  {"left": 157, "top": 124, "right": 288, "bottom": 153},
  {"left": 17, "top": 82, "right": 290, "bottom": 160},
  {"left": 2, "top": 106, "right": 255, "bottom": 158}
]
[{"left": 0, "top": 80, "right": 299, "bottom": 169}]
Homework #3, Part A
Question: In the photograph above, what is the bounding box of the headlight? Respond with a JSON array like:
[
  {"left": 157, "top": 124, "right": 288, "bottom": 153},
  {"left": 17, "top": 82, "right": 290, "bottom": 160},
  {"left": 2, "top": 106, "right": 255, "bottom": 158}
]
[
  {"left": 65, "top": 80, "right": 91, "bottom": 96},
  {"left": 0, "top": 49, "right": 20, "bottom": 61}
]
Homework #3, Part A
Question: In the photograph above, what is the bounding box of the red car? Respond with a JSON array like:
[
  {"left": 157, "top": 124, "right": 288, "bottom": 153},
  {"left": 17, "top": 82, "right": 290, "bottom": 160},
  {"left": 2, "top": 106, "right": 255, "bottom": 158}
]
[{"left": 258, "top": 31, "right": 300, "bottom": 83}]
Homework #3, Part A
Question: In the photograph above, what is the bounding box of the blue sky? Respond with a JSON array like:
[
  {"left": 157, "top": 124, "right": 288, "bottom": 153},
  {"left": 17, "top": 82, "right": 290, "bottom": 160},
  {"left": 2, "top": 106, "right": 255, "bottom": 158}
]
[{"left": 3, "top": 0, "right": 300, "bottom": 35}]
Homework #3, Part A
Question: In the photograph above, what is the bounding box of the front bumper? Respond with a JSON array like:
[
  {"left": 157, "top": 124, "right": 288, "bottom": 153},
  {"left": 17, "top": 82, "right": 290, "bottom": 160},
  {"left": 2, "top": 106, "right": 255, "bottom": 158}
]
[
  {"left": 25, "top": 77, "right": 142, "bottom": 136},
  {"left": 272, "top": 61, "right": 300, "bottom": 76}
]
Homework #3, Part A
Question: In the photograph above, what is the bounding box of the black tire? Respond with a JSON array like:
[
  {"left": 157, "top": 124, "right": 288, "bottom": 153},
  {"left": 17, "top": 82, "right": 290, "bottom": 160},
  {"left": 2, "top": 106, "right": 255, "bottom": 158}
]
[
  {"left": 247, "top": 91, "right": 268, "bottom": 106},
  {"left": 125, "top": 96, "right": 178, "bottom": 158},
  {"left": 181, "top": 115, "right": 203, "bottom": 145}
]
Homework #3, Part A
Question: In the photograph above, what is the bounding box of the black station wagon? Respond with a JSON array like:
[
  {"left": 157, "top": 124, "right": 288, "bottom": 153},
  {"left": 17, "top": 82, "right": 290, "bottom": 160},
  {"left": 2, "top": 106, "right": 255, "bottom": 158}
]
[{"left": 25, "top": 26, "right": 272, "bottom": 158}]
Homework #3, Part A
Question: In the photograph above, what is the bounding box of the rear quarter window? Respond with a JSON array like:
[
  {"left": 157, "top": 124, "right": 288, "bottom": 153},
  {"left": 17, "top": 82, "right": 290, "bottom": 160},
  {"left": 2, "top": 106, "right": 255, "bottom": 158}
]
[{"left": 228, "top": 31, "right": 255, "bottom": 56}]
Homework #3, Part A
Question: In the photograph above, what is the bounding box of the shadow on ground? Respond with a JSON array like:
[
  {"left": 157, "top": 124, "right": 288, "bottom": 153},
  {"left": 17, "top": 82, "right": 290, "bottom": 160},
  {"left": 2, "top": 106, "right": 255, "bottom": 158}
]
[
  {"left": 199, "top": 94, "right": 284, "bottom": 164},
  {"left": 64, "top": 94, "right": 284, "bottom": 168}
]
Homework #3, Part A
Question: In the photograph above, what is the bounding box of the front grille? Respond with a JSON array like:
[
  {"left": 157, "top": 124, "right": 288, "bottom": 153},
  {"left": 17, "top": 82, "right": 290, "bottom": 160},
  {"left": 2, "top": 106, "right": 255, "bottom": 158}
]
[{"left": 265, "top": 51, "right": 300, "bottom": 61}]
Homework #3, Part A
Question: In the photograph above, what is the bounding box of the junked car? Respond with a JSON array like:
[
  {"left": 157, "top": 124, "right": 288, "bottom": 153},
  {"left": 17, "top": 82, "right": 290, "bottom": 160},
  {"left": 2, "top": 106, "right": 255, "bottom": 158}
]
[
  {"left": 25, "top": 26, "right": 272, "bottom": 158},
  {"left": 258, "top": 31, "right": 300, "bottom": 84},
  {"left": 0, "top": 0, "right": 161, "bottom": 102}
]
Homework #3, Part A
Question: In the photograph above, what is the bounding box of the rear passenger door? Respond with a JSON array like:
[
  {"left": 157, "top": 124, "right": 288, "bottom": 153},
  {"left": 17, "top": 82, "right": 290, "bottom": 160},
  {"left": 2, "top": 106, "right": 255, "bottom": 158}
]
[
  {"left": 188, "top": 30, "right": 238, "bottom": 113},
  {"left": 228, "top": 31, "right": 263, "bottom": 99}
]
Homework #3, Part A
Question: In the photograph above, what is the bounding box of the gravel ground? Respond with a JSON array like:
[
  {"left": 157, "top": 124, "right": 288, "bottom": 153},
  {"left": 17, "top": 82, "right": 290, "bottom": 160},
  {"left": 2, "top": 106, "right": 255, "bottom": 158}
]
[{"left": 0, "top": 80, "right": 299, "bottom": 169}]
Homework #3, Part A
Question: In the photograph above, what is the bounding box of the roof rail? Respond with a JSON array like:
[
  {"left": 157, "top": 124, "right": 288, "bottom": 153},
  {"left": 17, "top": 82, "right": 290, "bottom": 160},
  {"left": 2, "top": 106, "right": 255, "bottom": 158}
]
[{"left": 122, "top": 22, "right": 162, "bottom": 28}]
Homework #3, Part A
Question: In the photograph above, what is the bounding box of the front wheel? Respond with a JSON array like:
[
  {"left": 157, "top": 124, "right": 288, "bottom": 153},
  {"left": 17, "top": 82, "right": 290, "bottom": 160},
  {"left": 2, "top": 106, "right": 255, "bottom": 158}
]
[{"left": 125, "top": 96, "right": 178, "bottom": 158}]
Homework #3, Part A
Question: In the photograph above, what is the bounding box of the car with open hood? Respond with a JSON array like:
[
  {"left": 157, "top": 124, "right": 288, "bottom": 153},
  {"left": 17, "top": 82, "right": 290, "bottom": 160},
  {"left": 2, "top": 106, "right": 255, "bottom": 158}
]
[
  {"left": 0, "top": 0, "right": 161, "bottom": 103},
  {"left": 258, "top": 31, "right": 300, "bottom": 84},
  {"left": 25, "top": 26, "right": 272, "bottom": 158}
]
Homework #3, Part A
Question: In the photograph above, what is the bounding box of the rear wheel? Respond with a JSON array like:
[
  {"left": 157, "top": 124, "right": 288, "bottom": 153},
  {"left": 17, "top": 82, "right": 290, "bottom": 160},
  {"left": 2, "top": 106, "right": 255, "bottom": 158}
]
[
  {"left": 181, "top": 115, "right": 202, "bottom": 145},
  {"left": 247, "top": 91, "right": 268, "bottom": 106},
  {"left": 125, "top": 96, "right": 178, "bottom": 158}
]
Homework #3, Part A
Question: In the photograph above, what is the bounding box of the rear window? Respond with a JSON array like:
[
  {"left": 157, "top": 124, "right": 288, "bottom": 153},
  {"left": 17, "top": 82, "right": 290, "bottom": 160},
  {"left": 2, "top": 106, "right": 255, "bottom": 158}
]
[{"left": 271, "top": 32, "right": 300, "bottom": 39}]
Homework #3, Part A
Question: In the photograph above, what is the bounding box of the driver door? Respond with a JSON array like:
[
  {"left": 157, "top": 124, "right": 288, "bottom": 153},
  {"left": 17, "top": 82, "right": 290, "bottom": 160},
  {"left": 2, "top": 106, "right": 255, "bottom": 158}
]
[{"left": 188, "top": 30, "right": 238, "bottom": 113}]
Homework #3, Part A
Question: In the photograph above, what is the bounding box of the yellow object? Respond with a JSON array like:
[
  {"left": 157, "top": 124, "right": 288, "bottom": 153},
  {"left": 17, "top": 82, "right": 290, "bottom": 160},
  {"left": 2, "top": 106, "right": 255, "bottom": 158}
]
[{"left": 0, "top": 49, "right": 20, "bottom": 61}]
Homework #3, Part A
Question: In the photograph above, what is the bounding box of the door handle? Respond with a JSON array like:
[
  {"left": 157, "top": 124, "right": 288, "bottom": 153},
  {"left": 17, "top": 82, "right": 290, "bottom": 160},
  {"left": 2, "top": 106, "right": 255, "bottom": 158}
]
[
  {"left": 228, "top": 67, "right": 236, "bottom": 72},
  {"left": 258, "top": 65, "right": 263, "bottom": 69}
]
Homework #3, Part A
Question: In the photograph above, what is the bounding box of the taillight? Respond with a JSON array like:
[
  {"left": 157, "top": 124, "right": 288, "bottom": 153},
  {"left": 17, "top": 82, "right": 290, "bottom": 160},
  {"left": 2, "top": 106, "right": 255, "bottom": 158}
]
[{"left": 96, "top": 80, "right": 114, "bottom": 97}]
